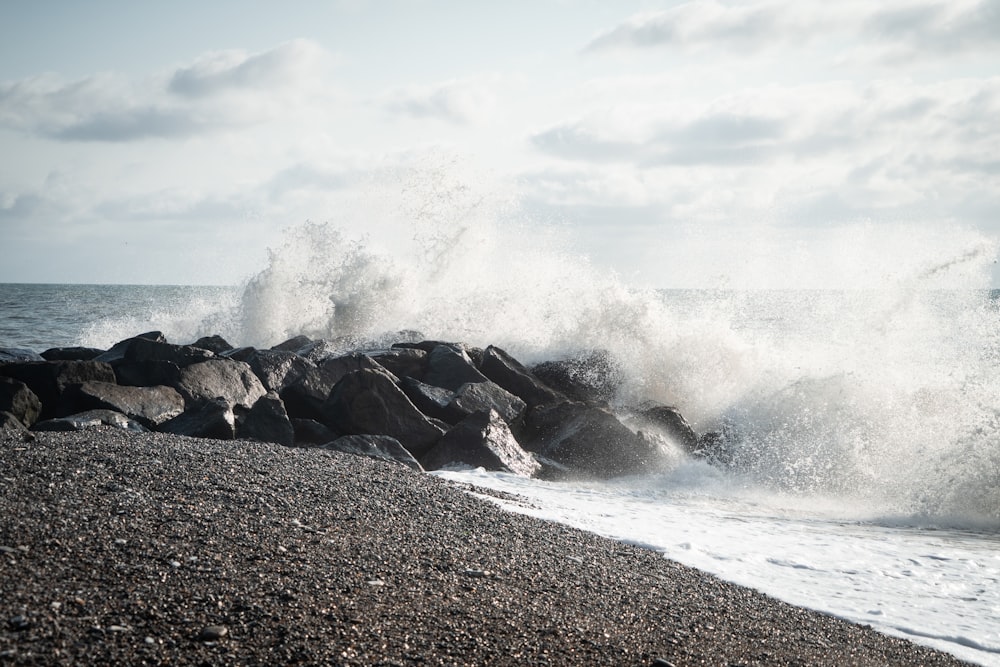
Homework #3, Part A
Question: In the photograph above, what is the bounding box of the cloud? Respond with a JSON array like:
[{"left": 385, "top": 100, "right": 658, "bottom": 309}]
[
  {"left": 381, "top": 78, "right": 496, "bottom": 124},
  {"left": 584, "top": 0, "right": 1000, "bottom": 59},
  {"left": 0, "top": 40, "right": 334, "bottom": 142}
]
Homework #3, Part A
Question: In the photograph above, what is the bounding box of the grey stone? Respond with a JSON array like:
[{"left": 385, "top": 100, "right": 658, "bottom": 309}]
[
  {"left": 66, "top": 381, "right": 184, "bottom": 428},
  {"left": 448, "top": 380, "right": 526, "bottom": 426},
  {"left": 322, "top": 434, "right": 424, "bottom": 472},
  {"left": 33, "top": 409, "right": 148, "bottom": 433},
  {"left": 0, "top": 377, "right": 42, "bottom": 427},
  {"left": 247, "top": 349, "right": 314, "bottom": 393},
  {"left": 172, "top": 359, "right": 266, "bottom": 410},
  {"left": 530, "top": 349, "right": 623, "bottom": 404},
  {"left": 0, "top": 348, "right": 45, "bottom": 364},
  {"left": 159, "top": 398, "right": 235, "bottom": 440},
  {"left": 281, "top": 354, "right": 385, "bottom": 420},
  {"left": 479, "top": 345, "right": 564, "bottom": 408},
  {"left": 239, "top": 392, "right": 295, "bottom": 446},
  {"left": 40, "top": 347, "right": 103, "bottom": 361},
  {"left": 423, "top": 345, "right": 488, "bottom": 392},
  {"left": 422, "top": 410, "right": 540, "bottom": 477},
  {"left": 0, "top": 361, "right": 116, "bottom": 419}
]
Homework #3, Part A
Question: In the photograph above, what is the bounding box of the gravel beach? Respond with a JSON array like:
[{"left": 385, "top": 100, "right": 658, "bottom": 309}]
[{"left": 1, "top": 430, "right": 970, "bottom": 666}]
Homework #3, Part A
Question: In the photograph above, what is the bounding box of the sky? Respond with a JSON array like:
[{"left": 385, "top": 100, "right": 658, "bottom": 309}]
[{"left": 1, "top": 0, "right": 999, "bottom": 288}]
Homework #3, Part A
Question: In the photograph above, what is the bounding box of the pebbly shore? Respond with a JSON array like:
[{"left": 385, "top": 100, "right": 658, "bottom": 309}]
[{"left": 0, "top": 430, "right": 971, "bottom": 666}]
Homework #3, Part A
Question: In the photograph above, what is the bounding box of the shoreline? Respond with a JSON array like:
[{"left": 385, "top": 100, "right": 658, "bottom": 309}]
[{"left": 1, "top": 430, "right": 972, "bottom": 666}]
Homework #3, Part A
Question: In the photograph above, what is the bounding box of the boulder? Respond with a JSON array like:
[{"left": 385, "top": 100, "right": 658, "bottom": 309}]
[
  {"left": 190, "top": 335, "right": 235, "bottom": 354},
  {"left": 448, "top": 381, "right": 526, "bottom": 426},
  {"left": 368, "top": 347, "right": 427, "bottom": 381},
  {"left": 172, "top": 359, "right": 266, "bottom": 410},
  {"left": 322, "top": 434, "right": 424, "bottom": 472},
  {"left": 33, "top": 409, "right": 148, "bottom": 433},
  {"left": 323, "top": 368, "right": 444, "bottom": 458},
  {"left": 478, "top": 345, "right": 564, "bottom": 408},
  {"left": 122, "top": 338, "right": 215, "bottom": 368},
  {"left": 159, "top": 398, "right": 235, "bottom": 440},
  {"left": 633, "top": 404, "right": 699, "bottom": 453},
  {"left": 290, "top": 418, "right": 341, "bottom": 446},
  {"left": 40, "top": 347, "right": 103, "bottom": 361},
  {"left": 271, "top": 335, "right": 313, "bottom": 352},
  {"left": 92, "top": 332, "right": 167, "bottom": 364},
  {"left": 523, "top": 401, "right": 665, "bottom": 478},
  {"left": 0, "top": 377, "right": 42, "bottom": 427},
  {"left": 113, "top": 360, "right": 181, "bottom": 387},
  {"left": 530, "top": 350, "right": 622, "bottom": 404},
  {"left": 0, "top": 411, "right": 32, "bottom": 439},
  {"left": 421, "top": 410, "right": 540, "bottom": 477},
  {"left": 220, "top": 346, "right": 256, "bottom": 362},
  {"left": 423, "top": 345, "right": 488, "bottom": 392},
  {"left": 0, "top": 361, "right": 116, "bottom": 419},
  {"left": 400, "top": 377, "right": 457, "bottom": 423},
  {"left": 281, "top": 354, "right": 386, "bottom": 421},
  {"left": 239, "top": 392, "right": 295, "bottom": 446},
  {"left": 63, "top": 381, "right": 184, "bottom": 428},
  {"left": 247, "top": 349, "right": 314, "bottom": 393},
  {"left": 0, "top": 348, "right": 45, "bottom": 364}
]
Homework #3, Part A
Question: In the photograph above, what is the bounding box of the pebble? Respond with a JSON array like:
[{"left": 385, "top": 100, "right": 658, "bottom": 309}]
[
  {"left": 197, "top": 625, "right": 228, "bottom": 642},
  {"left": 8, "top": 615, "right": 30, "bottom": 631}
]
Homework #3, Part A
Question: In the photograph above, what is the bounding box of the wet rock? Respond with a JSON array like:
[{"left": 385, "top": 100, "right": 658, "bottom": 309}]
[
  {"left": 191, "top": 335, "right": 234, "bottom": 354},
  {"left": 220, "top": 346, "right": 256, "bottom": 362},
  {"left": 113, "top": 360, "right": 181, "bottom": 387},
  {"left": 0, "top": 377, "right": 42, "bottom": 427},
  {"left": 448, "top": 380, "right": 526, "bottom": 426},
  {"left": 290, "top": 418, "right": 341, "bottom": 446},
  {"left": 368, "top": 347, "right": 427, "bottom": 381},
  {"left": 423, "top": 345, "right": 489, "bottom": 392},
  {"left": 247, "top": 349, "right": 313, "bottom": 393},
  {"left": 270, "top": 335, "right": 313, "bottom": 352},
  {"left": 239, "top": 392, "right": 295, "bottom": 446},
  {"left": 122, "top": 338, "right": 215, "bottom": 368},
  {"left": 400, "top": 377, "right": 457, "bottom": 423},
  {"left": 281, "top": 354, "right": 385, "bottom": 421},
  {"left": 530, "top": 349, "right": 622, "bottom": 404},
  {"left": 64, "top": 381, "right": 185, "bottom": 428},
  {"left": 159, "top": 398, "right": 235, "bottom": 440},
  {"left": 92, "top": 332, "right": 167, "bottom": 364},
  {"left": 0, "top": 348, "right": 45, "bottom": 364},
  {"left": 479, "top": 345, "right": 565, "bottom": 408},
  {"left": 422, "top": 409, "right": 540, "bottom": 477},
  {"left": 40, "top": 346, "right": 103, "bottom": 361},
  {"left": 172, "top": 359, "right": 266, "bottom": 410},
  {"left": 524, "top": 401, "right": 665, "bottom": 478},
  {"left": 322, "top": 434, "right": 424, "bottom": 472},
  {"left": 324, "top": 368, "right": 444, "bottom": 458},
  {"left": 633, "top": 404, "right": 699, "bottom": 453},
  {"left": 0, "top": 361, "right": 116, "bottom": 419},
  {"left": 33, "top": 409, "right": 148, "bottom": 433}
]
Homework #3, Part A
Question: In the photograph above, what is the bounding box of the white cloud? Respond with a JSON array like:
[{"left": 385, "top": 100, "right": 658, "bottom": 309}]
[
  {"left": 381, "top": 78, "right": 497, "bottom": 124},
  {"left": 0, "top": 40, "right": 335, "bottom": 142}
]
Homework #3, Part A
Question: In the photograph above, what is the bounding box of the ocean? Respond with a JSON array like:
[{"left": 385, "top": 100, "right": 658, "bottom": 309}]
[{"left": 2, "top": 225, "right": 999, "bottom": 665}]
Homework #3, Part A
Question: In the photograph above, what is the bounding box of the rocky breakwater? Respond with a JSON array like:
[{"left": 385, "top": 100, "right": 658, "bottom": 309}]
[{"left": 0, "top": 332, "right": 702, "bottom": 480}]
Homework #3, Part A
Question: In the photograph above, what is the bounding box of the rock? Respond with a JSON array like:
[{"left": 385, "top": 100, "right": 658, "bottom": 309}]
[
  {"left": 159, "top": 398, "right": 235, "bottom": 439},
  {"left": 281, "top": 354, "right": 386, "bottom": 421},
  {"left": 246, "top": 349, "right": 313, "bottom": 393},
  {"left": 530, "top": 349, "right": 622, "bottom": 404},
  {"left": 448, "top": 381, "right": 526, "bottom": 426},
  {"left": 220, "top": 346, "right": 256, "bottom": 362},
  {"left": 0, "top": 361, "right": 116, "bottom": 419},
  {"left": 0, "top": 377, "right": 42, "bottom": 427},
  {"left": 239, "top": 392, "right": 295, "bottom": 446},
  {"left": 297, "top": 339, "right": 356, "bottom": 363},
  {"left": 63, "top": 381, "right": 184, "bottom": 428},
  {"left": 421, "top": 410, "right": 540, "bottom": 477},
  {"left": 400, "top": 377, "right": 457, "bottom": 423},
  {"left": 633, "top": 404, "right": 699, "bottom": 453},
  {"left": 92, "top": 332, "right": 167, "bottom": 364},
  {"left": 172, "top": 359, "right": 266, "bottom": 410},
  {"left": 478, "top": 345, "right": 564, "bottom": 408},
  {"left": 367, "top": 347, "right": 427, "bottom": 381},
  {"left": 190, "top": 335, "right": 234, "bottom": 354},
  {"left": 322, "top": 434, "right": 424, "bottom": 472},
  {"left": 290, "top": 418, "right": 341, "bottom": 445},
  {"left": 196, "top": 625, "right": 228, "bottom": 642},
  {"left": 523, "top": 401, "right": 665, "bottom": 478},
  {"left": 270, "top": 334, "right": 313, "bottom": 352},
  {"left": 122, "top": 338, "right": 215, "bottom": 368},
  {"left": 33, "top": 409, "right": 148, "bottom": 433},
  {"left": 323, "top": 368, "right": 444, "bottom": 458},
  {"left": 0, "top": 411, "right": 32, "bottom": 439},
  {"left": 40, "top": 347, "right": 103, "bottom": 361},
  {"left": 423, "top": 345, "right": 489, "bottom": 392},
  {"left": 113, "top": 360, "right": 181, "bottom": 387},
  {"left": 0, "top": 348, "right": 45, "bottom": 364}
]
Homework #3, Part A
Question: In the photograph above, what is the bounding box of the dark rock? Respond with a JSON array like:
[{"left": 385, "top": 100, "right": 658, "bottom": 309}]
[
  {"left": 0, "top": 348, "right": 45, "bottom": 364},
  {"left": 479, "top": 345, "right": 564, "bottom": 408},
  {"left": 530, "top": 350, "right": 623, "bottom": 404},
  {"left": 323, "top": 368, "right": 444, "bottom": 458},
  {"left": 400, "top": 377, "right": 457, "bottom": 423},
  {"left": 239, "top": 392, "right": 295, "bottom": 446},
  {"left": 92, "top": 332, "right": 166, "bottom": 364},
  {"left": 281, "top": 354, "right": 386, "bottom": 421},
  {"left": 33, "top": 409, "right": 148, "bottom": 433},
  {"left": 122, "top": 338, "right": 215, "bottom": 368},
  {"left": 0, "top": 377, "right": 42, "bottom": 427},
  {"left": 220, "top": 346, "right": 256, "bottom": 362},
  {"left": 0, "top": 361, "right": 116, "bottom": 419},
  {"left": 40, "top": 347, "right": 103, "bottom": 361},
  {"left": 159, "top": 398, "right": 235, "bottom": 439},
  {"left": 196, "top": 625, "right": 228, "bottom": 642},
  {"left": 64, "top": 381, "right": 184, "bottom": 428},
  {"left": 322, "top": 434, "right": 424, "bottom": 472},
  {"left": 448, "top": 381, "right": 526, "bottom": 426},
  {"left": 0, "top": 411, "right": 32, "bottom": 439},
  {"left": 247, "top": 349, "right": 314, "bottom": 393},
  {"left": 297, "top": 339, "right": 352, "bottom": 363},
  {"left": 421, "top": 410, "right": 540, "bottom": 477},
  {"left": 633, "top": 404, "right": 699, "bottom": 453},
  {"left": 392, "top": 340, "right": 465, "bottom": 354},
  {"left": 290, "top": 418, "right": 341, "bottom": 445},
  {"left": 523, "top": 401, "right": 665, "bottom": 478},
  {"left": 368, "top": 347, "right": 427, "bottom": 381},
  {"left": 113, "top": 360, "right": 181, "bottom": 387},
  {"left": 190, "top": 335, "right": 234, "bottom": 354},
  {"left": 172, "top": 359, "right": 266, "bottom": 410},
  {"left": 271, "top": 335, "right": 313, "bottom": 352},
  {"left": 423, "top": 345, "right": 488, "bottom": 392}
]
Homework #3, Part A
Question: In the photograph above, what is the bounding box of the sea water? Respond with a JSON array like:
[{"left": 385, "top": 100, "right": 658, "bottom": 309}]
[{"left": 2, "top": 171, "right": 999, "bottom": 665}]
